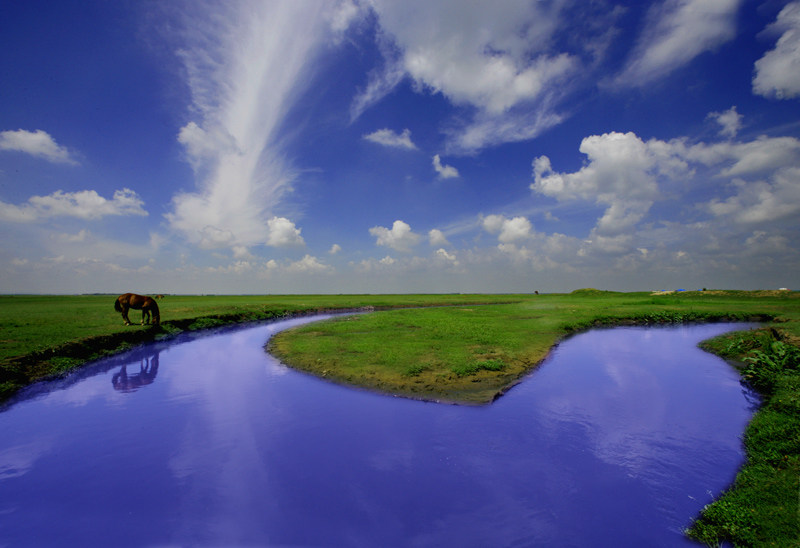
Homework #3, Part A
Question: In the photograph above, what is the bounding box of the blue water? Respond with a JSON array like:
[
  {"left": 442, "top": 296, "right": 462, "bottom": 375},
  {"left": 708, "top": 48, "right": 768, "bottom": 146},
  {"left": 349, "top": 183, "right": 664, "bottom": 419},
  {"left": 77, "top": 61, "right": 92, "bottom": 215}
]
[{"left": 0, "top": 317, "right": 757, "bottom": 547}]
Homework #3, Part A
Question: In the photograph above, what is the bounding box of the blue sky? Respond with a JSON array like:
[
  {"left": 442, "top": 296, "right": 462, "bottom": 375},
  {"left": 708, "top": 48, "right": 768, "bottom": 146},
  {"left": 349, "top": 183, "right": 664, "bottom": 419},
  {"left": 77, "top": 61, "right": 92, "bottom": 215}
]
[{"left": 1, "top": 0, "right": 799, "bottom": 294}]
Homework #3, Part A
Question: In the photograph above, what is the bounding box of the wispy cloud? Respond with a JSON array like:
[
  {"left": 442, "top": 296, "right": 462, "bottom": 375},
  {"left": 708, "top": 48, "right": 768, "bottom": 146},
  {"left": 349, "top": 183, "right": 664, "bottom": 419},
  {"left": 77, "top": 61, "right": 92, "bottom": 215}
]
[
  {"left": 753, "top": 1, "right": 800, "bottom": 100},
  {"left": 164, "top": 1, "right": 332, "bottom": 250},
  {"left": 363, "top": 128, "right": 418, "bottom": 150},
  {"left": 611, "top": 0, "right": 742, "bottom": 87},
  {"left": 351, "top": 0, "right": 578, "bottom": 153},
  {"left": 0, "top": 129, "right": 78, "bottom": 165}
]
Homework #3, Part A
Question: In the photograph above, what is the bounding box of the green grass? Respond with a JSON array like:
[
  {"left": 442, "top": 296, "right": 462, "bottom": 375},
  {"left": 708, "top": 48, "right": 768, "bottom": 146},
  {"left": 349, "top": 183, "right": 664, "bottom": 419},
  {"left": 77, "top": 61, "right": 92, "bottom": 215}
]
[
  {"left": 0, "top": 293, "right": 522, "bottom": 399},
  {"left": 2, "top": 289, "right": 799, "bottom": 546},
  {"left": 268, "top": 289, "right": 800, "bottom": 547},
  {"left": 687, "top": 328, "right": 800, "bottom": 547},
  {"left": 270, "top": 290, "right": 794, "bottom": 405}
]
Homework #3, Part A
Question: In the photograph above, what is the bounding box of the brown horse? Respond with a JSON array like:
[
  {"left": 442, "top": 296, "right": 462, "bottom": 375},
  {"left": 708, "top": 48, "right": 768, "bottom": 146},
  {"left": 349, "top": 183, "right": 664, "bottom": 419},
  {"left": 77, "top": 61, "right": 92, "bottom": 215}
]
[{"left": 115, "top": 293, "right": 160, "bottom": 326}]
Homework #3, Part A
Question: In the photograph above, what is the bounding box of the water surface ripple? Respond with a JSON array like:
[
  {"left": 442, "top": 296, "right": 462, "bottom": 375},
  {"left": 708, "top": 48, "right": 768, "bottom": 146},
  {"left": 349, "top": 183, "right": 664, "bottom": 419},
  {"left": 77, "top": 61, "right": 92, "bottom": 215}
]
[{"left": 0, "top": 317, "right": 757, "bottom": 547}]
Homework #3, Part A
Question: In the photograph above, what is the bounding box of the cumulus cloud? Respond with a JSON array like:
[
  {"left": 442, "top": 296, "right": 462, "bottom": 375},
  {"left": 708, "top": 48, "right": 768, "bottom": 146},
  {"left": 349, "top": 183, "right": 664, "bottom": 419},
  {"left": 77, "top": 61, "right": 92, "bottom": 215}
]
[
  {"left": 482, "top": 214, "right": 534, "bottom": 243},
  {"left": 369, "top": 220, "right": 420, "bottom": 252},
  {"left": 706, "top": 106, "right": 743, "bottom": 138},
  {"left": 329, "top": 244, "right": 342, "bottom": 254},
  {"left": 363, "top": 128, "right": 418, "bottom": 150},
  {"left": 432, "top": 155, "right": 459, "bottom": 178},
  {"left": 435, "top": 248, "right": 459, "bottom": 265},
  {"left": 707, "top": 168, "right": 800, "bottom": 224},
  {"left": 532, "top": 132, "right": 688, "bottom": 237},
  {"left": 530, "top": 114, "right": 800, "bottom": 253},
  {"left": 753, "top": 1, "right": 800, "bottom": 99},
  {"left": 428, "top": 229, "right": 449, "bottom": 246},
  {"left": 0, "top": 189, "right": 147, "bottom": 222},
  {"left": 266, "top": 216, "right": 305, "bottom": 248},
  {"left": 0, "top": 129, "right": 78, "bottom": 165},
  {"left": 612, "top": 0, "right": 741, "bottom": 87},
  {"left": 232, "top": 245, "right": 255, "bottom": 260},
  {"left": 164, "top": 2, "right": 329, "bottom": 250}
]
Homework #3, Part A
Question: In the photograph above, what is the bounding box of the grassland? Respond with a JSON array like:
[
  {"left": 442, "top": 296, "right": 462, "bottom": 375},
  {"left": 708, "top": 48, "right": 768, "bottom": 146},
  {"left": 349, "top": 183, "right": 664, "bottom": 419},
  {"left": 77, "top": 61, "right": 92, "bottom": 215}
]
[
  {"left": 0, "top": 293, "right": 521, "bottom": 399},
  {"left": 269, "top": 289, "right": 800, "bottom": 547},
  {"left": 270, "top": 289, "right": 799, "bottom": 404},
  {"left": 2, "top": 289, "right": 799, "bottom": 546}
]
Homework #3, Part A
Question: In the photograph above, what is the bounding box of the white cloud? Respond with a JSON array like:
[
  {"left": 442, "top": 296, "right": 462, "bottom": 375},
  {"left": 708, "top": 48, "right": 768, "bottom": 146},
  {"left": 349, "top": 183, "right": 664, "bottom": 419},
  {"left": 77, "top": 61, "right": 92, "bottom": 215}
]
[
  {"left": 0, "top": 129, "right": 78, "bottom": 165},
  {"left": 444, "top": 105, "right": 566, "bottom": 155},
  {"left": 482, "top": 214, "right": 533, "bottom": 243},
  {"left": 232, "top": 245, "right": 255, "bottom": 260},
  {"left": 528, "top": 114, "right": 800, "bottom": 259},
  {"left": 285, "top": 254, "right": 333, "bottom": 273},
  {"left": 266, "top": 217, "right": 305, "bottom": 248},
  {"left": 432, "top": 155, "right": 459, "bottom": 178},
  {"left": 683, "top": 135, "right": 800, "bottom": 177},
  {"left": 532, "top": 132, "right": 688, "bottom": 236},
  {"left": 706, "top": 106, "right": 742, "bottom": 138},
  {"left": 329, "top": 244, "right": 342, "bottom": 254},
  {"left": 328, "top": 0, "right": 365, "bottom": 34},
  {"left": 753, "top": 1, "right": 800, "bottom": 99},
  {"left": 0, "top": 189, "right": 147, "bottom": 222},
  {"left": 352, "top": 0, "right": 577, "bottom": 153},
  {"left": 613, "top": 0, "right": 741, "bottom": 87},
  {"left": 435, "top": 248, "right": 458, "bottom": 265},
  {"left": 199, "top": 226, "right": 235, "bottom": 249},
  {"left": 205, "top": 261, "right": 254, "bottom": 275},
  {"left": 428, "top": 229, "right": 449, "bottom": 246},
  {"left": 369, "top": 220, "right": 420, "bottom": 252},
  {"left": 165, "top": 2, "right": 330, "bottom": 250},
  {"left": 363, "top": 128, "right": 418, "bottom": 150},
  {"left": 707, "top": 167, "right": 800, "bottom": 224},
  {"left": 51, "top": 229, "right": 90, "bottom": 243}
]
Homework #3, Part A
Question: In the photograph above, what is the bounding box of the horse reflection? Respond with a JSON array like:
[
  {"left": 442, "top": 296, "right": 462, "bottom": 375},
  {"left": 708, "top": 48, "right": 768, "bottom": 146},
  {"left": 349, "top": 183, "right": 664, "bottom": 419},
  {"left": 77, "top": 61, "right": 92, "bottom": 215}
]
[{"left": 112, "top": 353, "right": 160, "bottom": 392}]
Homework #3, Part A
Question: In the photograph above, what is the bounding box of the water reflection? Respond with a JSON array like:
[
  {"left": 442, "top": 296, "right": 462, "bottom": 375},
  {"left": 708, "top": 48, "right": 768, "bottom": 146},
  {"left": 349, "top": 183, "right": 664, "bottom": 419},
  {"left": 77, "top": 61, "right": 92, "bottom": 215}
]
[
  {"left": 112, "top": 352, "right": 160, "bottom": 392},
  {"left": 0, "top": 318, "right": 757, "bottom": 547}
]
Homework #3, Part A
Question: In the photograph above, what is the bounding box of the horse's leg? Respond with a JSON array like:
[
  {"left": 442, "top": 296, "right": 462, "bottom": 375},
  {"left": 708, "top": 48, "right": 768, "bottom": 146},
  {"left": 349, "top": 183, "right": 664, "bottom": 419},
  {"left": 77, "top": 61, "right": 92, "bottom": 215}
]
[
  {"left": 141, "top": 308, "right": 150, "bottom": 325},
  {"left": 122, "top": 305, "right": 131, "bottom": 325}
]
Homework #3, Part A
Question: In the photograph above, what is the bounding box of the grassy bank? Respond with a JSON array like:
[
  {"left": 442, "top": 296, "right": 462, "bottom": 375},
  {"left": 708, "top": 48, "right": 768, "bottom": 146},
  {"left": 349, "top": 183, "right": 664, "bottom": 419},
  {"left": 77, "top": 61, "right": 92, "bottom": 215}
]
[
  {"left": 687, "top": 328, "right": 800, "bottom": 546},
  {"left": 2, "top": 289, "right": 799, "bottom": 546},
  {"left": 270, "top": 289, "right": 800, "bottom": 547},
  {"left": 270, "top": 289, "right": 797, "bottom": 404},
  {"left": 0, "top": 293, "right": 521, "bottom": 400}
]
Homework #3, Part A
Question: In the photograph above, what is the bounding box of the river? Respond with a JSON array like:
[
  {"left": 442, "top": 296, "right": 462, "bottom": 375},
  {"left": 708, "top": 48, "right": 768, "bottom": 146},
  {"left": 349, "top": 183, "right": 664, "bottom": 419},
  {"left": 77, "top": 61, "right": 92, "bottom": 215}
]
[{"left": 0, "top": 316, "right": 756, "bottom": 547}]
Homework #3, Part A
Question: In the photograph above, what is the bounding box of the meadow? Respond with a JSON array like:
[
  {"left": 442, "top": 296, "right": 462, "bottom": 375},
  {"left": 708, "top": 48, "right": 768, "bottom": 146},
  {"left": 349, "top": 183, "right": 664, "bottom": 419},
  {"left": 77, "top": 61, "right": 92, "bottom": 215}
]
[{"left": 1, "top": 289, "right": 799, "bottom": 546}]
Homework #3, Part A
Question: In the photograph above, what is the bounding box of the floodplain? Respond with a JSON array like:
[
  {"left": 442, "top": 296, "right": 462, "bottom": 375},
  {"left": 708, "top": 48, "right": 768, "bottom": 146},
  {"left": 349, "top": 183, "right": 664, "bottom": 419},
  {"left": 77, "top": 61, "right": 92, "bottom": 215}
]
[{"left": 1, "top": 289, "right": 798, "bottom": 546}]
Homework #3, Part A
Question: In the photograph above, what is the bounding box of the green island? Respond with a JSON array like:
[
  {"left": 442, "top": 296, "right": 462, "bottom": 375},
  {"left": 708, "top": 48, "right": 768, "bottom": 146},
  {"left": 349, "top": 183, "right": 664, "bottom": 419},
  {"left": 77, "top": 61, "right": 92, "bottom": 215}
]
[{"left": 1, "top": 289, "right": 799, "bottom": 547}]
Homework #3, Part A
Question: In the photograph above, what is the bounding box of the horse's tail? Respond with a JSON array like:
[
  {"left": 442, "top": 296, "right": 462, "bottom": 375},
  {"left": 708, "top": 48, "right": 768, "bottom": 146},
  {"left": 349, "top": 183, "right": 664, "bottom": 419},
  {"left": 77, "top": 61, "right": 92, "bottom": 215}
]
[{"left": 114, "top": 297, "right": 123, "bottom": 313}]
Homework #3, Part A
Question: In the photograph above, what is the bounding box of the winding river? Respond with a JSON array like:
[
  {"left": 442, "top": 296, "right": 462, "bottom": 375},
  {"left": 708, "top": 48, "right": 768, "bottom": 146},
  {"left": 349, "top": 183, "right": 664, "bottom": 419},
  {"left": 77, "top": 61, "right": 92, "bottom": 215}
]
[{"left": 0, "top": 315, "right": 757, "bottom": 547}]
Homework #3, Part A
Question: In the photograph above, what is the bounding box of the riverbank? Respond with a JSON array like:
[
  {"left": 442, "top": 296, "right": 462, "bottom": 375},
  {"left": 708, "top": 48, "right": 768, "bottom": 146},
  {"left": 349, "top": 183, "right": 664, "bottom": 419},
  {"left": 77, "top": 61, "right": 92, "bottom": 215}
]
[
  {"left": 2, "top": 290, "right": 798, "bottom": 547},
  {"left": 269, "top": 290, "right": 800, "bottom": 547},
  {"left": 687, "top": 328, "right": 800, "bottom": 546},
  {"left": 0, "top": 293, "right": 522, "bottom": 401},
  {"left": 269, "top": 291, "right": 793, "bottom": 405}
]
